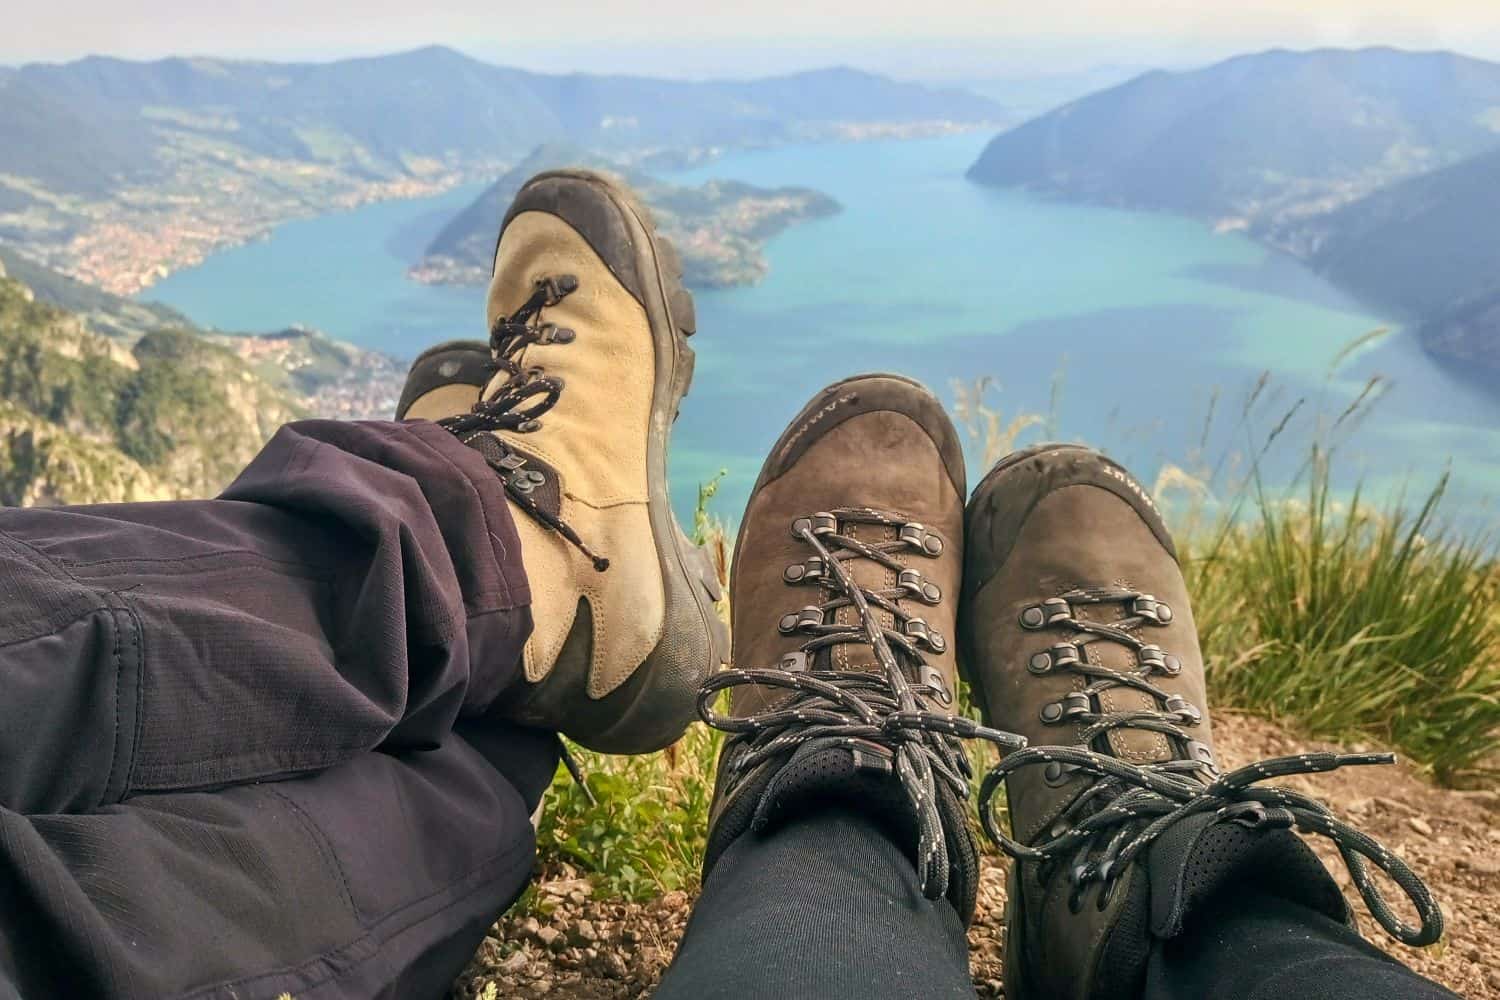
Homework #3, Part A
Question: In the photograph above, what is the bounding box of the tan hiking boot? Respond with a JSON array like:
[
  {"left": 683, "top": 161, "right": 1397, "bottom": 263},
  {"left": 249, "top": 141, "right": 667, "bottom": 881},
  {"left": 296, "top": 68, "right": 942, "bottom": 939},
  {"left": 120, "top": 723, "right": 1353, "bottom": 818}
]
[
  {"left": 960, "top": 444, "right": 1443, "bottom": 1000},
  {"left": 697, "top": 375, "right": 1021, "bottom": 919},
  {"left": 419, "top": 170, "right": 726, "bottom": 755}
]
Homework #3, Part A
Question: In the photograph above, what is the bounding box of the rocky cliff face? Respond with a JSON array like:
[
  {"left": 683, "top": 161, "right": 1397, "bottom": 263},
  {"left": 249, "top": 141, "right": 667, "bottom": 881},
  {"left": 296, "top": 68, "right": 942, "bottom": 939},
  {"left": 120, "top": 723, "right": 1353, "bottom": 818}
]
[{"left": 0, "top": 274, "right": 312, "bottom": 505}]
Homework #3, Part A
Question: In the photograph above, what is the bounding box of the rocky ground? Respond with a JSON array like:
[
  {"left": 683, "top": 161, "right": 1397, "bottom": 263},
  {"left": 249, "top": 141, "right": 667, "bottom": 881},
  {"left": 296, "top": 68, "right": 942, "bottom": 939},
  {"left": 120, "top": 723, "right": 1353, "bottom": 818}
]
[{"left": 453, "top": 712, "right": 1499, "bottom": 999}]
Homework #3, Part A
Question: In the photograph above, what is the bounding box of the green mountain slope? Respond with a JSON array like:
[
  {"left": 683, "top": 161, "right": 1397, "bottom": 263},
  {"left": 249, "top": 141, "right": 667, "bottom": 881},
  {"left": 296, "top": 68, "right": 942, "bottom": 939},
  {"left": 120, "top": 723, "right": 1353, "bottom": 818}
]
[
  {"left": 0, "top": 269, "right": 301, "bottom": 503},
  {"left": 5, "top": 48, "right": 1003, "bottom": 197},
  {"left": 0, "top": 263, "right": 405, "bottom": 506},
  {"left": 967, "top": 48, "right": 1500, "bottom": 226},
  {"left": 1276, "top": 145, "right": 1500, "bottom": 318},
  {"left": 0, "top": 47, "right": 999, "bottom": 294},
  {"left": 414, "top": 144, "right": 841, "bottom": 289},
  {"left": 1260, "top": 135, "right": 1500, "bottom": 382},
  {"left": 0, "top": 242, "right": 193, "bottom": 339}
]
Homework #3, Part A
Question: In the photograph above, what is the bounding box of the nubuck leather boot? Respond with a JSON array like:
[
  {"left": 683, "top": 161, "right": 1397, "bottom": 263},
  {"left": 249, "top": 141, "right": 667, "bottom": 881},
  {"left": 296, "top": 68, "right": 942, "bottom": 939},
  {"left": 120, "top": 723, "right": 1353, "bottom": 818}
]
[{"left": 404, "top": 169, "right": 727, "bottom": 754}]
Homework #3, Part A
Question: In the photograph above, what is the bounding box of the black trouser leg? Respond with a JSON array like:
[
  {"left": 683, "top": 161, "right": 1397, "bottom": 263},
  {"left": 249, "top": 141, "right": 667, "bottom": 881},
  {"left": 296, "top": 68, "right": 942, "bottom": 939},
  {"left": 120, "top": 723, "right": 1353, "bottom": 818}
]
[
  {"left": 1147, "top": 886, "right": 1458, "bottom": 1000},
  {"left": 655, "top": 805, "right": 1458, "bottom": 1000},
  {"left": 0, "top": 419, "right": 556, "bottom": 999},
  {"left": 654, "top": 807, "right": 978, "bottom": 1000}
]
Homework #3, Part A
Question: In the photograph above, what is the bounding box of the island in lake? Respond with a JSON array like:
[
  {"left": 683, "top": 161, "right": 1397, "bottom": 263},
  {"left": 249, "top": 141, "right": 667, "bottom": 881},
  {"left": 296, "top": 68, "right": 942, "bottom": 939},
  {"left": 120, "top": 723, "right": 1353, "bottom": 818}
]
[{"left": 411, "top": 144, "right": 842, "bottom": 290}]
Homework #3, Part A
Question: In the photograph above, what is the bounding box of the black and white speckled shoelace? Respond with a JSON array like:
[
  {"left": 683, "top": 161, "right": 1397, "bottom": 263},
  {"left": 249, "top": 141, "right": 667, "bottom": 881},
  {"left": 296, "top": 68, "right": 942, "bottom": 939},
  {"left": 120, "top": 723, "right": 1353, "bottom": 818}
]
[
  {"left": 977, "top": 586, "right": 1443, "bottom": 947},
  {"left": 439, "top": 274, "right": 610, "bottom": 572},
  {"left": 699, "top": 508, "right": 1025, "bottom": 901}
]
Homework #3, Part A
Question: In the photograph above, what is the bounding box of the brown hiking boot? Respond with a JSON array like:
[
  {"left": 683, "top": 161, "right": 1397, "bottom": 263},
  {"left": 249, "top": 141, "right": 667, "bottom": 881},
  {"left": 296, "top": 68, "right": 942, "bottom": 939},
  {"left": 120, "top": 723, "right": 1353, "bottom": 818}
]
[
  {"left": 417, "top": 170, "right": 727, "bottom": 754},
  {"left": 697, "top": 375, "right": 1021, "bottom": 919},
  {"left": 960, "top": 444, "right": 1443, "bottom": 999},
  {"left": 396, "top": 340, "right": 492, "bottom": 421}
]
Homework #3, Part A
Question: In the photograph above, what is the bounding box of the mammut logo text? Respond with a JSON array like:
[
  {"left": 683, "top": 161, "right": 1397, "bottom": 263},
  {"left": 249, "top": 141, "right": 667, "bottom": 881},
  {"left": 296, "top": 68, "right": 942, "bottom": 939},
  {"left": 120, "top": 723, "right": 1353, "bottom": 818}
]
[
  {"left": 1103, "top": 464, "right": 1159, "bottom": 514},
  {"left": 781, "top": 394, "right": 857, "bottom": 455}
]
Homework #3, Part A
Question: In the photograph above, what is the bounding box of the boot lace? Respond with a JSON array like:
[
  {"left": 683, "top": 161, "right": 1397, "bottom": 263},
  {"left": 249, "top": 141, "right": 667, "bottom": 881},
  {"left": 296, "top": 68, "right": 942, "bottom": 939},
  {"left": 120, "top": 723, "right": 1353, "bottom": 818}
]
[
  {"left": 977, "top": 585, "right": 1443, "bottom": 947},
  {"left": 439, "top": 275, "right": 609, "bottom": 572},
  {"left": 699, "top": 508, "right": 1024, "bottom": 900}
]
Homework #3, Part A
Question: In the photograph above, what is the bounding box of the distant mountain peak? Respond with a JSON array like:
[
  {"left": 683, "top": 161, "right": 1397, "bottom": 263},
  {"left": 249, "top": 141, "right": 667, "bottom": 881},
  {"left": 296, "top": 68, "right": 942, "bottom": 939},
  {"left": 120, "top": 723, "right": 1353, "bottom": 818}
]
[{"left": 968, "top": 46, "right": 1500, "bottom": 220}]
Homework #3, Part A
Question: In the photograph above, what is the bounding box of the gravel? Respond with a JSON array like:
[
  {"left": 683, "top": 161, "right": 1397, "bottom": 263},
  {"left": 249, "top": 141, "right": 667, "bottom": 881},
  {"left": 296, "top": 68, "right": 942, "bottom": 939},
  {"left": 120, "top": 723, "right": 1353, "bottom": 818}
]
[{"left": 453, "top": 711, "right": 1496, "bottom": 999}]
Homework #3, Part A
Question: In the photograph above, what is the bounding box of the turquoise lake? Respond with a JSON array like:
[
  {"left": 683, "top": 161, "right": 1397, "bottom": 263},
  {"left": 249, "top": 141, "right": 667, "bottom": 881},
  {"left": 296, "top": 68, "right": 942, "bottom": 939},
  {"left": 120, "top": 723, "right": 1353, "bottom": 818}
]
[{"left": 147, "top": 133, "right": 1500, "bottom": 527}]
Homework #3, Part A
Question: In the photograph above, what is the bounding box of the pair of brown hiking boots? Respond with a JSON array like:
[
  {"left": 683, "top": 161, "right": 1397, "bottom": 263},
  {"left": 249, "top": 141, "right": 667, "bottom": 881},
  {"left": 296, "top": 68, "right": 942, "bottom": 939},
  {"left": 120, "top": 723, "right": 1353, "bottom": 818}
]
[{"left": 399, "top": 171, "right": 1440, "bottom": 999}]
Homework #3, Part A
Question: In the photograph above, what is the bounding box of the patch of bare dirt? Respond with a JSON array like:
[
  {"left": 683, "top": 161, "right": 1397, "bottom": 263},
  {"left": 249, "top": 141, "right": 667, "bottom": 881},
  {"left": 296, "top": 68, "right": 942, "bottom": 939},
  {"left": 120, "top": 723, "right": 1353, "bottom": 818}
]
[{"left": 454, "top": 712, "right": 1498, "bottom": 999}]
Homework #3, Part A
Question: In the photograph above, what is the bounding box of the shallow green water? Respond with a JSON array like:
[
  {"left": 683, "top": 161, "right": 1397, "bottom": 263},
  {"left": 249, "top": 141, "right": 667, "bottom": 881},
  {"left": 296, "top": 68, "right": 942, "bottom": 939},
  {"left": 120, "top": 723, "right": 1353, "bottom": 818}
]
[{"left": 147, "top": 134, "right": 1500, "bottom": 527}]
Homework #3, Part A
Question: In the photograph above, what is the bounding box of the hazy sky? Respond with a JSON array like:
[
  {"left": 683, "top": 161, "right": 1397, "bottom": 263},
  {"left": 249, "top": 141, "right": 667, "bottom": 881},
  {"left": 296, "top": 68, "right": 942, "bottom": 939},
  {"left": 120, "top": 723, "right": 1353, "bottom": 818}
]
[{"left": 6, "top": 0, "right": 1500, "bottom": 78}]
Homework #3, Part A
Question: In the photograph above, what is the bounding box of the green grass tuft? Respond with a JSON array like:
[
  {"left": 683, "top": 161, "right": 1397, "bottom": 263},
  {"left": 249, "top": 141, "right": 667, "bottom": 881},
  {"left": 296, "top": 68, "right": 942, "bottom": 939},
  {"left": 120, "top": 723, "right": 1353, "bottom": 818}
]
[{"left": 1189, "top": 451, "right": 1500, "bottom": 783}]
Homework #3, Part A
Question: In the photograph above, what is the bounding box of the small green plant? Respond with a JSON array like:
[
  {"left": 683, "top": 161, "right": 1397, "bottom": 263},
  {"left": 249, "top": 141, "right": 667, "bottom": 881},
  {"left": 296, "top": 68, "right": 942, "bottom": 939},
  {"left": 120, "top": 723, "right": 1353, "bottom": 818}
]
[{"left": 534, "top": 721, "right": 726, "bottom": 901}]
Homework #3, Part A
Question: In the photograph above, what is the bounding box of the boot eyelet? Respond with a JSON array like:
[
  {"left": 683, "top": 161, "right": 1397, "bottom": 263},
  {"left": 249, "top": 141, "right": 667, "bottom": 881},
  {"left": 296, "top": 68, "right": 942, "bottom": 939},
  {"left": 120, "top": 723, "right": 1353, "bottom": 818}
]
[
  {"left": 809, "top": 513, "right": 838, "bottom": 536},
  {"left": 1164, "top": 694, "right": 1202, "bottom": 725},
  {"left": 1044, "top": 761, "right": 1080, "bottom": 785},
  {"left": 1028, "top": 651, "right": 1053, "bottom": 675},
  {"left": 897, "top": 569, "right": 943, "bottom": 605},
  {"left": 1020, "top": 606, "right": 1047, "bottom": 629},
  {"left": 779, "top": 652, "right": 809, "bottom": 673},
  {"left": 904, "top": 618, "right": 945, "bottom": 653},
  {"left": 1040, "top": 702, "right": 1064, "bottom": 724},
  {"left": 1097, "top": 879, "right": 1116, "bottom": 911},
  {"left": 899, "top": 523, "right": 944, "bottom": 556},
  {"left": 1132, "top": 595, "right": 1173, "bottom": 624},
  {"left": 783, "top": 564, "right": 806, "bottom": 583},
  {"left": 790, "top": 517, "right": 812, "bottom": 538}
]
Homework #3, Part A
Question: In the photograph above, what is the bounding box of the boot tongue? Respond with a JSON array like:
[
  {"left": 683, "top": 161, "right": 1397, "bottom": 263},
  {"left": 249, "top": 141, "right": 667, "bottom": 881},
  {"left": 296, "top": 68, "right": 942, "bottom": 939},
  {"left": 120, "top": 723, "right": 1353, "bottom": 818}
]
[
  {"left": 1074, "top": 601, "right": 1180, "bottom": 766},
  {"left": 1145, "top": 811, "right": 1350, "bottom": 939},
  {"left": 824, "top": 520, "right": 898, "bottom": 673}
]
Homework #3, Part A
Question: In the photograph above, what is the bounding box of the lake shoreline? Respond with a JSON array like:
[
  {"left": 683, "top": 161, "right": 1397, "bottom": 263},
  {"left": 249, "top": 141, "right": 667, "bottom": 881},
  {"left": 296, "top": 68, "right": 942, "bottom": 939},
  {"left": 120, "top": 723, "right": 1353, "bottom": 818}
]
[{"left": 144, "top": 133, "right": 1500, "bottom": 524}]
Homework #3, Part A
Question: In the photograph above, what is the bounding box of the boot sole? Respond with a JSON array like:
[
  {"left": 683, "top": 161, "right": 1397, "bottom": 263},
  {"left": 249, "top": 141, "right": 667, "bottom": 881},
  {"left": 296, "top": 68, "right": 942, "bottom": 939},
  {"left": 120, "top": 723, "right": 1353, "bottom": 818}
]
[{"left": 525, "top": 169, "right": 729, "bottom": 754}]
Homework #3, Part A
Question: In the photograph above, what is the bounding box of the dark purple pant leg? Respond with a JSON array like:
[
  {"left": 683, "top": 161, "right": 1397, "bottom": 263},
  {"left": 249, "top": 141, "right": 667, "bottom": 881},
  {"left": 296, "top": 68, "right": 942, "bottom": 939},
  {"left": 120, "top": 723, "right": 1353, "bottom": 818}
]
[{"left": 0, "top": 420, "right": 557, "bottom": 999}]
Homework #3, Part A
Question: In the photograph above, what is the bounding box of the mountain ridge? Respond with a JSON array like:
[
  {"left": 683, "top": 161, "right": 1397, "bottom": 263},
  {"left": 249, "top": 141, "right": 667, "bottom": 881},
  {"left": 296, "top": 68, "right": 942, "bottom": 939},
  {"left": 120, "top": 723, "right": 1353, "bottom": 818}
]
[
  {"left": 0, "top": 46, "right": 1002, "bottom": 294},
  {"left": 967, "top": 47, "right": 1500, "bottom": 226},
  {"left": 966, "top": 46, "right": 1500, "bottom": 387}
]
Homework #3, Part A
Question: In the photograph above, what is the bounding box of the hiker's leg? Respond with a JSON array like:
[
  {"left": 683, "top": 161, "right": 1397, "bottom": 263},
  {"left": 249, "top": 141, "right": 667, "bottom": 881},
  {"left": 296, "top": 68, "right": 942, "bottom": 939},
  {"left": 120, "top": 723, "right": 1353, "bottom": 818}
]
[
  {"left": 654, "top": 806, "right": 977, "bottom": 1000},
  {"left": 0, "top": 418, "right": 531, "bottom": 813},
  {"left": 0, "top": 729, "right": 556, "bottom": 999},
  {"left": 1146, "top": 886, "right": 1458, "bottom": 1000}
]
